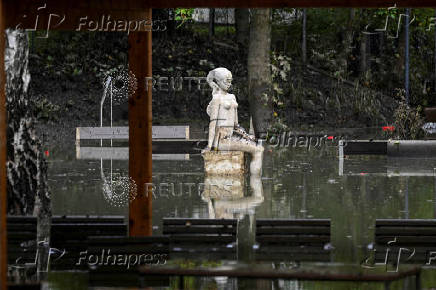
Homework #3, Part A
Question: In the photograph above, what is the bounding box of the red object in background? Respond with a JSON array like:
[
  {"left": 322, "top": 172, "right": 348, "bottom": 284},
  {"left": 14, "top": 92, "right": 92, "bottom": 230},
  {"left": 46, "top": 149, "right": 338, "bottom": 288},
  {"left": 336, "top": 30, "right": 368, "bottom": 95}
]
[
  {"left": 327, "top": 136, "right": 334, "bottom": 140},
  {"left": 382, "top": 126, "right": 395, "bottom": 132},
  {"left": 44, "top": 150, "right": 49, "bottom": 157}
]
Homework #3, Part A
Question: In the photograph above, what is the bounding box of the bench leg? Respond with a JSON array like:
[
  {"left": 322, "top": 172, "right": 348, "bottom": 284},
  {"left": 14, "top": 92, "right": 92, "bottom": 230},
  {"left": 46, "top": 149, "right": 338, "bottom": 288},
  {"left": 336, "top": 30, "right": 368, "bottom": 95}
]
[
  {"left": 416, "top": 271, "right": 421, "bottom": 290},
  {"left": 384, "top": 281, "right": 391, "bottom": 290}
]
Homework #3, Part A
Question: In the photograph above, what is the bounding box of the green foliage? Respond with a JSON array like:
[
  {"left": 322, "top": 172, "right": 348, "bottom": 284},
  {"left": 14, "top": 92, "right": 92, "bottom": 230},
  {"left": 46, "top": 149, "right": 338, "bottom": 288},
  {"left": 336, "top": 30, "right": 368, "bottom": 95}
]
[
  {"left": 174, "top": 8, "right": 195, "bottom": 28},
  {"left": 34, "top": 98, "right": 60, "bottom": 122},
  {"left": 388, "top": 89, "right": 426, "bottom": 139},
  {"left": 31, "top": 31, "right": 128, "bottom": 81}
]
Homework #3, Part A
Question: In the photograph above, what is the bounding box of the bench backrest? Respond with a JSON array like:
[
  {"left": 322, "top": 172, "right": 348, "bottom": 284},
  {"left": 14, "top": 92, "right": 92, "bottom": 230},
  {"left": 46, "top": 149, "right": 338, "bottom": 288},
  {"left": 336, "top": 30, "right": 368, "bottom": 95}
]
[
  {"left": 7, "top": 216, "right": 37, "bottom": 264},
  {"left": 50, "top": 216, "right": 127, "bottom": 269},
  {"left": 375, "top": 219, "right": 436, "bottom": 264},
  {"left": 163, "top": 218, "right": 237, "bottom": 260},
  {"left": 76, "top": 126, "right": 189, "bottom": 140},
  {"left": 255, "top": 219, "right": 331, "bottom": 262}
]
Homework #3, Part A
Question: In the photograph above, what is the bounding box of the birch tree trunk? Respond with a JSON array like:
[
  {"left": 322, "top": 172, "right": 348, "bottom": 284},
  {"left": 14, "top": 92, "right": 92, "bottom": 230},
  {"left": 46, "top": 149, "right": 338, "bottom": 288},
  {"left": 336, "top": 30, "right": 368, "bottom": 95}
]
[{"left": 5, "top": 29, "right": 50, "bottom": 217}]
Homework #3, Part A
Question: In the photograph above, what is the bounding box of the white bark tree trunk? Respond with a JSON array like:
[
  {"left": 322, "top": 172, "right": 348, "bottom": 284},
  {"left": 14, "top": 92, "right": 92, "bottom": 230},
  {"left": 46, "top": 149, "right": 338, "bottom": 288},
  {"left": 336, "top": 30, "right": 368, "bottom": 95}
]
[{"left": 5, "top": 29, "right": 50, "bottom": 216}]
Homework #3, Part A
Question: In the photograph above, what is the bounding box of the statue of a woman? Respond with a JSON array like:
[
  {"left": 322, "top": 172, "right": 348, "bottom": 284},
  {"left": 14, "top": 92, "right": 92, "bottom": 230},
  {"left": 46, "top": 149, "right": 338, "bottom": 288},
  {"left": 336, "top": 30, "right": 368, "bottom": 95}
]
[{"left": 205, "top": 67, "right": 264, "bottom": 175}]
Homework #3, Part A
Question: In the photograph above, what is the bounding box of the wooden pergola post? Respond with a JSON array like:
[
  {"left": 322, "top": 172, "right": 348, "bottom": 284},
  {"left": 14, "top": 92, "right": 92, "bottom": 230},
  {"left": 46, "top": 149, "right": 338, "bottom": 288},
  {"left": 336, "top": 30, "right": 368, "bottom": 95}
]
[
  {"left": 0, "top": 0, "right": 7, "bottom": 288},
  {"left": 128, "top": 9, "right": 153, "bottom": 236}
]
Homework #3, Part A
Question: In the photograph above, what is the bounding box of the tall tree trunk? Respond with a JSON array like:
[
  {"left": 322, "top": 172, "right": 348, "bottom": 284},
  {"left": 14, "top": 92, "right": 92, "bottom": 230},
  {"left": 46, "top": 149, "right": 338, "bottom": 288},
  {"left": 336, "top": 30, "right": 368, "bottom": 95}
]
[
  {"left": 248, "top": 9, "right": 272, "bottom": 137},
  {"left": 235, "top": 8, "right": 250, "bottom": 47},
  {"left": 339, "top": 8, "right": 355, "bottom": 77},
  {"left": 5, "top": 29, "right": 50, "bottom": 216},
  {"left": 302, "top": 8, "right": 307, "bottom": 64},
  {"left": 396, "top": 21, "right": 406, "bottom": 77},
  {"left": 359, "top": 9, "right": 368, "bottom": 80},
  {"left": 404, "top": 8, "right": 410, "bottom": 104},
  {"left": 209, "top": 8, "right": 215, "bottom": 39},
  {"left": 434, "top": 9, "right": 436, "bottom": 94}
]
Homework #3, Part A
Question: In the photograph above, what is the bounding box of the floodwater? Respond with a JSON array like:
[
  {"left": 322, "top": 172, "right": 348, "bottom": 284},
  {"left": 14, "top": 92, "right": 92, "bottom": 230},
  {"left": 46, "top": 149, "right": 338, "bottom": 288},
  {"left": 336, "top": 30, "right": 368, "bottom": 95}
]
[{"left": 41, "top": 137, "right": 436, "bottom": 289}]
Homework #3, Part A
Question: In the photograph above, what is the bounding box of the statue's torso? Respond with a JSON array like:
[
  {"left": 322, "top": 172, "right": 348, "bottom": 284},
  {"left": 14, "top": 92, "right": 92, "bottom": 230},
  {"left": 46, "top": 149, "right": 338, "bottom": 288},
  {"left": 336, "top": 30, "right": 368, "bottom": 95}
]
[{"left": 208, "top": 93, "right": 238, "bottom": 129}]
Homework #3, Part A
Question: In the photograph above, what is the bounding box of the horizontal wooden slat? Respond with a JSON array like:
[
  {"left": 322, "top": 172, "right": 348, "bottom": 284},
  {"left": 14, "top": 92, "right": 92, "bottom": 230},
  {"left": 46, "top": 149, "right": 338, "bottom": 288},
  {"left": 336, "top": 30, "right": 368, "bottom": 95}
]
[
  {"left": 376, "top": 219, "right": 436, "bottom": 227},
  {"left": 256, "top": 246, "right": 329, "bottom": 253},
  {"left": 257, "top": 226, "right": 330, "bottom": 235},
  {"left": 342, "top": 140, "right": 387, "bottom": 155},
  {"left": 6, "top": 216, "right": 36, "bottom": 224},
  {"left": 169, "top": 236, "right": 235, "bottom": 243},
  {"left": 256, "top": 219, "right": 330, "bottom": 227},
  {"left": 376, "top": 227, "right": 436, "bottom": 236},
  {"left": 152, "top": 140, "right": 207, "bottom": 154},
  {"left": 7, "top": 283, "right": 41, "bottom": 290},
  {"left": 163, "top": 218, "right": 237, "bottom": 226},
  {"left": 52, "top": 215, "right": 125, "bottom": 223},
  {"left": 6, "top": 215, "right": 37, "bottom": 265},
  {"left": 376, "top": 236, "right": 436, "bottom": 244},
  {"left": 163, "top": 226, "right": 236, "bottom": 235},
  {"left": 88, "top": 236, "right": 168, "bottom": 244},
  {"left": 7, "top": 224, "right": 37, "bottom": 231},
  {"left": 76, "top": 146, "right": 190, "bottom": 161},
  {"left": 76, "top": 126, "right": 188, "bottom": 140},
  {"left": 257, "top": 235, "right": 330, "bottom": 243}
]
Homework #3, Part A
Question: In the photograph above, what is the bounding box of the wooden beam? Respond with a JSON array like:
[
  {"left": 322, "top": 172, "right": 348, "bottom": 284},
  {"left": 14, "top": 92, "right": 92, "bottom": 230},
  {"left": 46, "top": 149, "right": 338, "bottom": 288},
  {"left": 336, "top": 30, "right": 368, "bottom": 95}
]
[
  {"left": 4, "top": 0, "right": 436, "bottom": 21},
  {"left": 128, "top": 9, "right": 152, "bottom": 237},
  {"left": 4, "top": 0, "right": 436, "bottom": 30},
  {"left": 0, "top": 0, "right": 7, "bottom": 288}
]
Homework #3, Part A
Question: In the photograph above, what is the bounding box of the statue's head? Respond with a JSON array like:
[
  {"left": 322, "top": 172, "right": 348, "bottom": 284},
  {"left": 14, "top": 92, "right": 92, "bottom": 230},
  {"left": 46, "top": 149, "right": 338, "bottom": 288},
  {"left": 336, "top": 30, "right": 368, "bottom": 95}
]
[{"left": 207, "top": 67, "right": 232, "bottom": 92}]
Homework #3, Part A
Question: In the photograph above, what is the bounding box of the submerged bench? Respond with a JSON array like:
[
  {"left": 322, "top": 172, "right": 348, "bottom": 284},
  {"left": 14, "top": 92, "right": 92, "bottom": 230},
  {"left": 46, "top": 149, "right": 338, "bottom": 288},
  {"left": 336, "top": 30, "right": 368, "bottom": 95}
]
[
  {"left": 76, "top": 126, "right": 190, "bottom": 140},
  {"left": 339, "top": 140, "right": 436, "bottom": 157},
  {"left": 7, "top": 216, "right": 37, "bottom": 266},
  {"left": 375, "top": 219, "right": 436, "bottom": 265},
  {"left": 50, "top": 215, "right": 127, "bottom": 269},
  {"left": 255, "top": 219, "right": 331, "bottom": 262},
  {"left": 76, "top": 146, "right": 190, "bottom": 161},
  {"left": 163, "top": 218, "right": 237, "bottom": 260},
  {"left": 87, "top": 236, "right": 170, "bottom": 287},
  {"left": 75, "top": 125, "right": 207, "bottom": 155}
]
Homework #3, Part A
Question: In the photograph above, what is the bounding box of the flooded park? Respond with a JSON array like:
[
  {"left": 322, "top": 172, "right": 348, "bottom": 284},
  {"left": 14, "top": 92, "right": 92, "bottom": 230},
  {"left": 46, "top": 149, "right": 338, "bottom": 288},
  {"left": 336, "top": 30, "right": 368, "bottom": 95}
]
[{"left": 3, "top": 3, "right": 436, "bottom": 290}]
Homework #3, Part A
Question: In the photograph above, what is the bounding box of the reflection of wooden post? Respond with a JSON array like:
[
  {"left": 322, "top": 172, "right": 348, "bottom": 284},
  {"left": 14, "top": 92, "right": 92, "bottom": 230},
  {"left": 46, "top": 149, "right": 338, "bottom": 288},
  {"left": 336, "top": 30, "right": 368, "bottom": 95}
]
[
  {"left": 128, "top": 9, "right": 152, "bottom": 236},
  {"left": 0, "top": 0, "right": 7, "bottom": 286}
]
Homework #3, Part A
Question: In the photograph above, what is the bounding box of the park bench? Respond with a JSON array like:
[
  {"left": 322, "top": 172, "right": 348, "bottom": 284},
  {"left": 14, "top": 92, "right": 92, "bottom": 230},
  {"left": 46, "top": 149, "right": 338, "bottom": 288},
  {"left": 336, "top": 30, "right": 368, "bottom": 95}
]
[
  {"left": 255, "top": 219, "right": 331, "bottom": 263},
  {"left": 86, "top": 236, "right": 170, "bottom": 287},
  {"left": 163, "top": 218, "right": 237, "bottom": 260},
  {"left": 375, "top": 219, "right": 436, "bottom": 265},
  {"left": 49, "top": 215, "right": 127, "bottom": 270},
  {"left": 6, "top": 216, "right": 37, "bottom": 266},
  {"left": 76, "top": 125, "right": 190, "bottom": 140},
  {"left": 339, "top": 140, "right": 436, "bottom": 157},
  {"left": 8, "top": 282, "right": 41, "bottom": 290},
  {"left": 75, "top": 125, "right": 207, "bottom": 156}
]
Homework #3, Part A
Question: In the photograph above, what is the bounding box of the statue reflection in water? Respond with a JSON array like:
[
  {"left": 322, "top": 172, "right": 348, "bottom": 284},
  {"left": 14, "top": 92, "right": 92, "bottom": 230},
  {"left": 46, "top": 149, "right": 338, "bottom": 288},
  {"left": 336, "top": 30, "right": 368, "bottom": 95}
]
[{"left": 201, "top": 174, "right": 264, "bottom": 220}]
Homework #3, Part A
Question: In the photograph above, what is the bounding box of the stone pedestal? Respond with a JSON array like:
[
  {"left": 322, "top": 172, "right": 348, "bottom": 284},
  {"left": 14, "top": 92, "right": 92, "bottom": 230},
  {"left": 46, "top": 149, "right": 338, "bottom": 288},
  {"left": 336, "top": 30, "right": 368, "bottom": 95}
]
[{"left": 201, "top": 150, "right": 245, "bottom": 175}]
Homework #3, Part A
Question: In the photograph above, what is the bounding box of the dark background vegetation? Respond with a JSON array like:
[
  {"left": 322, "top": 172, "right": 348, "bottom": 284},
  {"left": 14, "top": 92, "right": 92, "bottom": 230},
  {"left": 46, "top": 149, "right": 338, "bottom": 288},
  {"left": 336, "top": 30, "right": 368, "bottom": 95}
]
[{"left": 27, "top": 8, "right": 436, "bottom": 144}]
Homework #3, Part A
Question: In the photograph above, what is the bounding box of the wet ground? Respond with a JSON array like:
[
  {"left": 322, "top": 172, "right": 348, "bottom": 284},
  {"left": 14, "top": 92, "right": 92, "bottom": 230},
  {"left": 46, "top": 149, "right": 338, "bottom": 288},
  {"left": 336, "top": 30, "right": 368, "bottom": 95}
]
[{"left": 35, "top": 131, "right": 436, "bottom": 289}]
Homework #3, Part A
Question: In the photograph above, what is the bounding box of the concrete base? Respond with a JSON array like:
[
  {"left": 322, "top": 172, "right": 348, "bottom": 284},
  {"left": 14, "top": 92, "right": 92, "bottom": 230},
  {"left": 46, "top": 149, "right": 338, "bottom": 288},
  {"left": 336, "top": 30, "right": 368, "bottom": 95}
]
[{"left": 202, "top": 150, "right": 245, "bottom": 175}]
